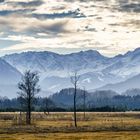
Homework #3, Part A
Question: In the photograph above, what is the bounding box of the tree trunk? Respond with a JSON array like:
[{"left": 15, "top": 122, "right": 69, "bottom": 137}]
[
  {"left": 74, "top": 84, "right": 77, "bottom": 127},
  {"left": 26, "top": 111, "right": 31, "bottom": 125},
  {"left": 83, "top": 90, "right": 86, "bottom": 120},
  {"left": 26, "top": 93, "right": 31, "bottom": 125}
]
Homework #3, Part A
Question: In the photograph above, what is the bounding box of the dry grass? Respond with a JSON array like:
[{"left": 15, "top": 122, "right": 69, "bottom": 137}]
[
  {"left": 0, "top": 131, "right": 140, "bottom": 140},
  {"left": 0, "top": 112, "right": 139, "bottom": 139},
  {"left": 33, "top": 112, "right": 140, "bottom": 132}
]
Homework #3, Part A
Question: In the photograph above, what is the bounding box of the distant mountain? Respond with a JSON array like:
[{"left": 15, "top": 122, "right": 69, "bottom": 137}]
[
  {"left": 2, "top": 50, "right": 108, "bottom": 75},
  {"left": 0, "top": 85, "right": 18, "bottom": 99},
  {"left": 98, "top": 74, "right": 140, "bottom": 93},
  {"left": 103, "top": 48, "right": 140, "bottom": 78},
  {"left": 2, "top": 48, "right": 140, "bottom": 95},
  {"left": 2, "top": 50, "right": 121, "bottom": 93},
  {"left": 2, "top": 50, "right": 115, "bottom": 93},
  {"left": 50, "top": 88, "right": 88, "bottom": 107},
  {"left": 50, "top": 88, "right": 119, "bottom": 107},
  {"left": 0, "top": 58, "right": 22, "bottom": 98},
  {"left": 0, "top": 58, "right": 21, "bottom": 85}
]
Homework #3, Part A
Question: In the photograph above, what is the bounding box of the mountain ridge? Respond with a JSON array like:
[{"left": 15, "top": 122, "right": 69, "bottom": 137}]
[{"left": 1, "top": 47, "right": 140, "bottom": 96}]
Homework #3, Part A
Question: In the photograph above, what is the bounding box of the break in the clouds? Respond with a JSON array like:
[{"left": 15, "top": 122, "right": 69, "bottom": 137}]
[{"left": 0, "top": 0, "right": 140, "bottom": 56}]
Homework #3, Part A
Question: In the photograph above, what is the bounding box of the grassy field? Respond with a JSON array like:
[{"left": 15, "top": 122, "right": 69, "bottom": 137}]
[
  {"left": 0, "top": 132, "right": 140, "bottom": 140},
  {"left": 0, "top": 112, "right": 139, "bottom": 139}
]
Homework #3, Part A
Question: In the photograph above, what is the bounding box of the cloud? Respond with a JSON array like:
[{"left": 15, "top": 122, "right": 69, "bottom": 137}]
[
  {"left": 13, "top": 0, "right": 44, "bottom": 8},
  {"left": 0, "top": 0, "right": 4, "bottom": 3},
  {"left": 26, "top": 20, "right": 71, "bottom": 35},
  {"left": 32, "top": 8, "right": 86, "bottom": 20},
  {"left": 0, "top": 15, "right": 72, "bottom": 35},
  {"left": 0, "top": 0, "right": 140, "bottom": 57},
  {"left": 121, "top": 19, "right": 140, "bottom": 29},
  {"left": 119, "top": 2, "right": 140, "bottom": 13},
  {"left": 0, "top": 9, "right": 35, "bottom": 16},
  {"left": 84, "top": 26, "right": 97, "bottom": 32}
]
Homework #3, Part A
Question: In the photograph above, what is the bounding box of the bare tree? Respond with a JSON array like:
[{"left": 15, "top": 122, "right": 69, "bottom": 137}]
[
  {"left": 82, "top": 87, "right": 87, "bottom": 120},
  {"left": 70, "top": 71, "right": 80, "bottom": 127},
  {"left": 43, "top": 97, "right": 55, "bottom": 115},
  {"left": 18, "top": 70, "right": 40, "bottom": 125}
]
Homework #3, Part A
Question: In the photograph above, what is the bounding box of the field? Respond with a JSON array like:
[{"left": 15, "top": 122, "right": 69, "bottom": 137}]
[{"left": 0, "top": 112, "right": 139, "bottom": 140}]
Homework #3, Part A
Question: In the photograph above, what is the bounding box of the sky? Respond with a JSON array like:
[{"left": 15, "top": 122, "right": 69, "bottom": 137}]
[{"left": 0, "top": 0, "right": 139, "bottom": 56}]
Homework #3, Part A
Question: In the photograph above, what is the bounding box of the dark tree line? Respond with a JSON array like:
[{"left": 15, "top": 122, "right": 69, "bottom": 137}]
[{"left": 0, "top": 95, "right": 140, "bottom": 111}]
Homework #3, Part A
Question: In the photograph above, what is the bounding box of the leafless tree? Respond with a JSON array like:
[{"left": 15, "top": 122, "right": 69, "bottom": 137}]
[
  {"left": 18, "top": 70, "right": 40, "bottom": 125},
  {"left": 70, "top": 71, "right": 80, "bottom": 127},
  {"left": 82, "top": 87, "right": 87, "bottom": 120},
  {"left": 43, "top": 97, "right": 55, "bottom": 115}
]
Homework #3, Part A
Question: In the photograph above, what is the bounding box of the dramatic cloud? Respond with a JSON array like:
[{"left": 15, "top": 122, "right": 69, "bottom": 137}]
[
  {"left": 119, "top": 2, "right": 140, "bottom": 12},
  {"left": 12, "top": 0, "right": 44, "bottom": 8},
  {"left": 0, "top": 0, "right": 140, "bottom": 56},
  {"left": 0, "top": 0, "right": 4, "bottom": 3},
  {"left": 0, "top": 9, "right": 35, "bottom": 16},
  {"left": 32, "top": 9, "right": 86, "bottom": 20}
]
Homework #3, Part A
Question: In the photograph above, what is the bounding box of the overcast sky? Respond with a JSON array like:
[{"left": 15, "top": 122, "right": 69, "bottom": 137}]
[{"left": 0, "top": 0, "right": 139, "bottom": 56}]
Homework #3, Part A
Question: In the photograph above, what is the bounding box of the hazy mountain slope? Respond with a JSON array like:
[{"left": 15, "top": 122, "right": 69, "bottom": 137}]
[
  {"left": 103, "top": 48, "right": 140, "bottom": 78},
  {"left": 0, "top": 58, "right": 22, "bottom": 98},
  {"left": 0, "top": 58, "right": 21, "bottom": 85},
  {"left": 0, "top": 85, "right": 18, "bottom": 99},
  {"left": 41, "top": 72, "right": 123, "bottom": 92},
  {"left": 98, "top": 74, "right": 140, "bottom": 93},
  {"left": 3, "top": 50, "right": 114, "bottom": 92},
  {"left": 2, "top": 48, "right": 140, "bottom": 94}
]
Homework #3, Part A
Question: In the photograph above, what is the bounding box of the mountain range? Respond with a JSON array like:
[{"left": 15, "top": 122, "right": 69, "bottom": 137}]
[{"left": 1, "top": 47, "right": 140, "bottom": 97}]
